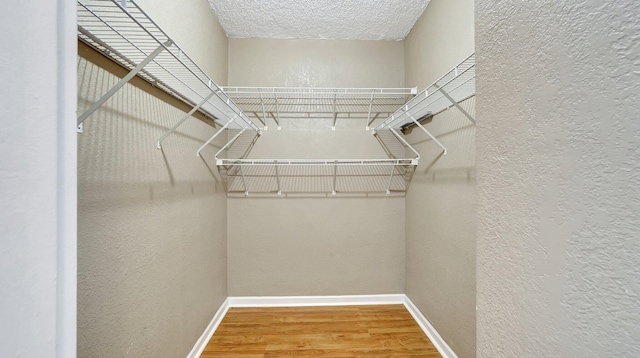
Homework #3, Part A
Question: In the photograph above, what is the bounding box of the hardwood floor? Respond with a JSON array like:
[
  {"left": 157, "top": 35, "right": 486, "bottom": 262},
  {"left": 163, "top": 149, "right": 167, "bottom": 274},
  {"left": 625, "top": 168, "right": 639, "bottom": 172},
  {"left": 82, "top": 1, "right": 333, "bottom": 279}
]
[{"left": 201, "top": 304, "right": 441, "bottom": 357}]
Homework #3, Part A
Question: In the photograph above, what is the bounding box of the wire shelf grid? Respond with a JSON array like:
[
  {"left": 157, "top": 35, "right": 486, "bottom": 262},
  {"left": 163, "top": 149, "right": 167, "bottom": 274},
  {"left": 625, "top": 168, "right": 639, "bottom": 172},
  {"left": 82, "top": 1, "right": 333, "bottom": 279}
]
[
  {"left": 222, "top": 87, "right": 417, "bottom": 128},
  {"left": 374, "top": 53, "right": 475, "bottom": 132},
  {"left": 77, "top": 0, "right": 258, "bottom": 130},
  {"left": 215, "top": 126, "right": 417, "bottom": 196}
]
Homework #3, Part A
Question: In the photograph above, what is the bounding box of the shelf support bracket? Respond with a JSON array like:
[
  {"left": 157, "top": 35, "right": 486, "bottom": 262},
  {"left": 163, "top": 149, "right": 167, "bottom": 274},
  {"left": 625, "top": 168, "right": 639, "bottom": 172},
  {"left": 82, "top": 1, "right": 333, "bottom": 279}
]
[
  {"left": 389, "top": 128, "right": 420, "bottom": 160},
  {"left": 259, "top": 89, "right": 268, "bottom": 130},
  {"left": 252, "top": 112, "right": 266, "bottom": 129},
  {"left": 240, "top": 166, "right": 248, "bottom": 196},
  {"left": 196, "top": 116, "right": 236, "bottom": 157},
  {"left": 367, "top": 113, "right": 380, "bottom": 132},
  {"left": 365, "top": 90, "right": 375, "bottom": 130},
  {"left": 386, "top": 165, "right": 396, "bottom": 195},
  {"left": 157, "top": 92, "right": 214, "bottom": 149},
  {"left": 332, "top": 161, "right": 338, "bottom": 195},
  {"left": 407, "top": 113, "right": 447, "bottom": 155},
  {"left": 433, "top": 84, "right": 476, "bottom": 124},
  {"left": 214, "top": 127, "right": 248, "bottom": 161},
  {"left": 332, "top": 92, "right": 337, "bottom": 131},
  {"left": 274, "top": 162, "right": 282, "bottom": 196},
  {"left": 273, "top": 93, "right": 281, "bottom": 130},
  {"left": 77, "top": 40, "right": 171, "bottom": 127}
]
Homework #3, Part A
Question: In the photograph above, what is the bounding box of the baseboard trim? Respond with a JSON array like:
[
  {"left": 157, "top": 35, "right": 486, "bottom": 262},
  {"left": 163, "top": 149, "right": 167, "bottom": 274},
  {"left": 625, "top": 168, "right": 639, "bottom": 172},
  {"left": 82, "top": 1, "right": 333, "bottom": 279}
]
[
  {"left": 186, "top": 298, "right": 230, "bottom": 358},
  {"left": 403, "top": 296, "right": 458, "bottom": 358},
  {"left": 228, "top": 294, "right": 406, "bottom": 307},
  {"left": 187, "top": 295, "right": 457, "bottom": 358}
]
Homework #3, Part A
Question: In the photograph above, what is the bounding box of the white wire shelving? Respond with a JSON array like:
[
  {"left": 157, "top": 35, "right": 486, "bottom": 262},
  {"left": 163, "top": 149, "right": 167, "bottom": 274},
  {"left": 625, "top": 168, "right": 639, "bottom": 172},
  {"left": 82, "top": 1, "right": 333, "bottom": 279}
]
[
  {"left": 76, "top": 0, "right": 260, "bottom": 147},
  {"left": 215, "top": 127, "right": 419, "bottom": 197},
  {"left": 216, "top": 87, "right": 422, "bottom": 196},
  {"left": 215, "top": 53, "right": 476, "bottom": 196},
  {"left": 222, "top": 87, "right": 417, "bottom": 131},
  {"left": 373, "top": 53, "right": 476, "bottom": 154},
  {"left": 77, "top": 0, "right": 474, "bottom": 196}
]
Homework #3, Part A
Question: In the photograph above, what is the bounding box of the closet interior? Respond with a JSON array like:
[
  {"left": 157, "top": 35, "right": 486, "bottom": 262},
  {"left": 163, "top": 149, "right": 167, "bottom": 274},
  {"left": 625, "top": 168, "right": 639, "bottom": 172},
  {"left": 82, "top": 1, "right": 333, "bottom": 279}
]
[{"left": 76, "top": 0, "right": 476, "bottom": 357}]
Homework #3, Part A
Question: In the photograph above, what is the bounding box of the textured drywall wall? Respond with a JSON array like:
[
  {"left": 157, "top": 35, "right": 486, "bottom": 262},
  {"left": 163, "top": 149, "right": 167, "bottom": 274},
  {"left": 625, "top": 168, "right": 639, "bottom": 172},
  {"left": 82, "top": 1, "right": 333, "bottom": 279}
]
[
  {"left": 404, "top": 0, "right": 475, "bottom": 90},
  {"left": 227, "top": 39, "right": 405, "bottom": 296},
  {"left": 77, "top": 58, "right": 227, "bottom": 358},
  {"left": 0, "top": 0, "right": 76, "bottom": 356},
  {"left": 403, "top": 0, "right": 476, "bottom": 357},
  {"left": 228, "top": 195, "right": 405, "bottom": 296},
  {"left": 209, "top": 0, "right": 429, "bottom": 40},
  {"left": 229, "top": 38, "right": 404, "bottom": 87},
  {"left": 77, "top": 1, "right": 229, "bottom": 356},
  {"left": 477, "top": 1, "right": 640, "bottom": 357}
]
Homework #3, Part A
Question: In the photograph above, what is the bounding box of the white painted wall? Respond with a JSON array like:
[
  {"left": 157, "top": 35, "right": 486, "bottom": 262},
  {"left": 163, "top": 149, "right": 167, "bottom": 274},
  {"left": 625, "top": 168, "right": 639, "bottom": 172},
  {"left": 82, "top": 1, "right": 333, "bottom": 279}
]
[
  {"left": 227, "top": 39, "right": 406, "bottom": 296},
  {"left": 403, "top": 0, "right": 476, "bottom": 357},
  {"left": 477, "top": 1, "right": 640, "bottom": 356},
  {"left": 0, "top": 0, "right": 77, "bottom": 357},
  {"left": 76, "top": 1, "right": 229, "bottom": 356},
  {"left": 228, "top": 38, "right": 404, "bottom": 88}
]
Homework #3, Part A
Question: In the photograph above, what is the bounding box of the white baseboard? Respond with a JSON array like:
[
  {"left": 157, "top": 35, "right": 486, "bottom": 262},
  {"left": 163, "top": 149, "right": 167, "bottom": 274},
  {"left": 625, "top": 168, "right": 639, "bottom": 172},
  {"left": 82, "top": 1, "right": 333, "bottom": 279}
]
[
  {"left": 187, "top": 295, "right": 456, "bottom": 358},
  {"left": 228, "top": 294, "right": 406, "bottom": 307},
  {"left": 186, "top": 298, "right": 230, "bottom": 358},
  {"left": 403, "top": 296, "right": 458, "bottom": 358}
]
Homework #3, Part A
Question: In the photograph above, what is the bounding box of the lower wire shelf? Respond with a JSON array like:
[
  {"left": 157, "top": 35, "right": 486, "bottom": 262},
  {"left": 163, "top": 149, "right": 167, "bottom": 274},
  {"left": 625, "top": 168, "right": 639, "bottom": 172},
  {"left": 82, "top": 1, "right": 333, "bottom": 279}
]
[
  {"left": 217, "top": 159, "right": 417, "bottom": 197},
  {"left": 213, "top": 126, "right": 419, "bottom": 196}
]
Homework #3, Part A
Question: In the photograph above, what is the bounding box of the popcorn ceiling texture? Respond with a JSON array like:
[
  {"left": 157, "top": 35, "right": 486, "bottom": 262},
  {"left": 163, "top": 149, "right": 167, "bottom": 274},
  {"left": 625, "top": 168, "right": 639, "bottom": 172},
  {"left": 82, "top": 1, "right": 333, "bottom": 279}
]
[
  {"left": 477, "top": 1, "right": 640, "bottom": 357},
  {"left": 208, "top": 0, "right": 430, "bottom": 40}
]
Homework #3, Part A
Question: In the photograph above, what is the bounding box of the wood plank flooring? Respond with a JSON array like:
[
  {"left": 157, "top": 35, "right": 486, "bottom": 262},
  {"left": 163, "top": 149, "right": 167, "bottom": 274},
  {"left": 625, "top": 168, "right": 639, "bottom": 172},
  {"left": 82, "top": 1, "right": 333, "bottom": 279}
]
[{"left": 201, "top": 304, "right": 441, "bottom": 357}]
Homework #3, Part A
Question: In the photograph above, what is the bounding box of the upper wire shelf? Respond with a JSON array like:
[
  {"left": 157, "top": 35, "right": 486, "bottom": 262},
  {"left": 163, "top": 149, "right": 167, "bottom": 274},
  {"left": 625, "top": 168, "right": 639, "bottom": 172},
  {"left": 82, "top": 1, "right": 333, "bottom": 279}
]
[
  {"left": 222, "top": 87, "right": 417, "bottom": 130},
  {"left": 76, "top": 0, "right": 259, "bottom": 137},
  {"left": 373, "top": 53, "right": 476, "bottom": 133}
]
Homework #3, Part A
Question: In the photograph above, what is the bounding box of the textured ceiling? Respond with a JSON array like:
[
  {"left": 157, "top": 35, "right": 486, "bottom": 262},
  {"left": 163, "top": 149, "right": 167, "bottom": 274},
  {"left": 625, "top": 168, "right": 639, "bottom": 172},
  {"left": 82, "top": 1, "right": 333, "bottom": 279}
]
[{"left": 207, "top": 0, "right": 431, "bottom": 41}]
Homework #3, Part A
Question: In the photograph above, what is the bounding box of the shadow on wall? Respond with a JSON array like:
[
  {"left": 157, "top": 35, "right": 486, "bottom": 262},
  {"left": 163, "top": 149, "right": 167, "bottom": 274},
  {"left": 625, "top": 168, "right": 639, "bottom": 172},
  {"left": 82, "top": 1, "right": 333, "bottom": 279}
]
[
  {"left": 77, "top": 57, "right": 227, "bottom": 208},
  {"left": 77, "top": 51, "right": 231, "bottom": 357},
  {"left": 407, "top": 97, "right": 476, "bottom": 186}
]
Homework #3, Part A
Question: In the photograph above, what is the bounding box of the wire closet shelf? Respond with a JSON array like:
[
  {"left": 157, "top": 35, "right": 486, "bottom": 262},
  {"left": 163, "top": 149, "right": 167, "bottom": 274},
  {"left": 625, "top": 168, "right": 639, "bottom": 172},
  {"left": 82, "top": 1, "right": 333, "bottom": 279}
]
[
  {"left": 373, "top": 53, "right": 476, "bottom": 155},
  {"left": 76, "top": 0, "right": 260, "bottom": 148},
  {"left": 77, "top": 0, "right": 474, "bottom": 196},
  {"left": 215, "top": 87, "right": 422, "bottom": 196},
  {"left": 222, "top": 87, "right": 417, "bottom": 131},
  {"left": 217, "top": 52, "right": 477, "bottom": 196},
  {"left": 215, "top": 125, "right": 419, "bottom": 197}
]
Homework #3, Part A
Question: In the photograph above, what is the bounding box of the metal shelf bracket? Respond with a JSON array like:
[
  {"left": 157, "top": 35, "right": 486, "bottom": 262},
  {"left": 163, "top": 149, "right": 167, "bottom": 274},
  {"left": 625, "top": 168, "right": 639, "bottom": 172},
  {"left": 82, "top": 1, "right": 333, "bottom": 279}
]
[
  {"left": 258, "top": 89, "right": 267, "bottom": 130},
  {"left": 77, "top": 40, "right": 171, "bottom": 126},
  {"left": 407, "top": 113, "right": 447, "bottom": 155},
  {"left": 433, "top": 84, "right": 476, "bottom": 125},
  {"left": 365, "top": 90, "right": 375, "bottom": 130},
  {"left": 196, "top": 116, "right": 237, "bottom": 157},
  {"left": 332, "top": 92, "right": 337, "bottom": 131},
  {"left": 157, "top": 91, "right": 215, "bottom": 149},
  {"left": 273, "top": 94, "right": 281, "bottom": 130},
  {"left": 274, "top": 162, "right": 282, "bottom": 196}
]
